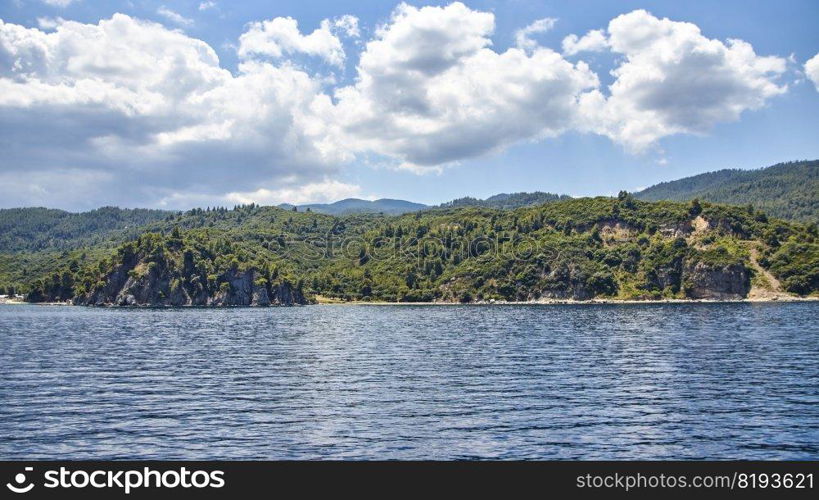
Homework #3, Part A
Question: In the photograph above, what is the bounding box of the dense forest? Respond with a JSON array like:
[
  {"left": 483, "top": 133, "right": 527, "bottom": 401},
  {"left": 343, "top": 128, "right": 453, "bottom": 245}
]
[
  {"left": 3, "top": 194, "right": 817, "bottom": 304},
  {"left": 0, "top": 206, "right": 173, "bottom": 253},
  {"left": 635, "top": 160, "right": 819, "bottom": 223}
]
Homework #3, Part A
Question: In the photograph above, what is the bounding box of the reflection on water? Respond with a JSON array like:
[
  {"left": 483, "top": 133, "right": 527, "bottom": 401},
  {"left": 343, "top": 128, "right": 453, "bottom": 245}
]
[{"left": 0, "top": 303, "right": 817, "bottom": 459}]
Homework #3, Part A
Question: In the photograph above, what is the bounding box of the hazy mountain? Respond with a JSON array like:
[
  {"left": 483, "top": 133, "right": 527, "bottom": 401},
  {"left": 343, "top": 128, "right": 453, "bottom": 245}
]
[
  {"left": 438, "top": 192, "right": 571, "bottom": 210},
  {"left": 635, "top": 160, "right": 819, "bottom": 223},
  {"left": 280, "top": 198, "right": 429, "bottom": 216}
]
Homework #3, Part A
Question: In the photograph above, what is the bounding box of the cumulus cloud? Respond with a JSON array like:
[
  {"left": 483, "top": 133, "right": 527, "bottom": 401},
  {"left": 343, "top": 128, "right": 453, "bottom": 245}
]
[
  {"left": 0, "top": 4, "right": 794, "bottom": 209},
  {"left": 198, "top": 1, "right": 216, "bottom": 11},
  {"left": 333, "top": 3, "right": 598, "bottom": 169},
  {"left": 561, "top": 29, "right": 607, "bottom": 55},
  {"left": 577, "top": 10, "right": 787, "bottom": 152},
  {"left": 514, "top": 17, "right": 557, "bottom": 51},
  {"left": 805, "top": 53, "right": 819, "bottom": 92},
  {"left": 36, "top": 16, "right": 64, "bottom": 30},
  {"left": 237, "top": 16, "right": 357, "bottom": 67},
  {"left": 331, "top": 5, "right": 786, "bottom": 167},
  {"left": 156, "top": 6, "right": 193, "bottom": 27},
  {"left": 0, "top": 14, "right": 350, "bottom": 209},
  {"left": 333, "top": 15, "right": 360, "bottom": 38}
]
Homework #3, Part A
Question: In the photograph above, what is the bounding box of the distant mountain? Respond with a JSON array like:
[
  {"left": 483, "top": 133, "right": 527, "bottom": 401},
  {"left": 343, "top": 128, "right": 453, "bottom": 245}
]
[
  {"left": 281, "top": 192, "right": 573, "bottom": 215},
  {"left": 439, "top": 192, "right": 571, "bottom": 210},
  {"left": 3, "top": 158, "right": 814, "bottom": 256},
  {"left": 281, "top": 198, "right": 429, "bottom": 216},
  {"left": 0, "top": 206, "right": 174, "bottom": 253},
  {"left": 635, "top": 160, "right": 819, "bottom": 223}
]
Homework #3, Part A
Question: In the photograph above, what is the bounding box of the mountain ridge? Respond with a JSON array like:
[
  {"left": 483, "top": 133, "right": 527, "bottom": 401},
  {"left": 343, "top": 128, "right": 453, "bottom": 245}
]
[
  {"left": 279, "top": 198, "right": 428, "bottom": 216},
  {"left": 635, "top": 160, "right": 818, "bottom": 223},
  {"left": 1, "top": 159, "right": 816, "bottom": 258},
  {"left": 13, "top": 196, "right": 818, "bottom": 304}
]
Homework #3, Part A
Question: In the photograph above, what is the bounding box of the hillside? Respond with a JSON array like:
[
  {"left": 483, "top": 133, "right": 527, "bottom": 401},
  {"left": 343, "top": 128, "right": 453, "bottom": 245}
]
[
  {"left": 635, "top": 160, "right": 819, "bottom": 223},
  {"left": 9, "top": 196, "right": 817, "bottom": 304},
  {"left": 0, "top": 206, "right": 174, "bottom": 253},
  {"left": 281, "top": 192, "right": 573, "bottom": 215},
  {"left": 439, "top": 192, "right": 571, "bottom": 210},
  {"left": 282, "top": 198, "right": 428, "bottom": 216}
]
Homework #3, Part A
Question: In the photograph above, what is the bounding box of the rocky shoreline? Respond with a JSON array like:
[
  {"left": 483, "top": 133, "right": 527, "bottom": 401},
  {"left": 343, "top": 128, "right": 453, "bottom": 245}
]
[
  {"left": 319, "top": 297, "right": 819, "bottom": 306},
  {"left": 10, "top": 295, "right": 817, "bottom": 307}
]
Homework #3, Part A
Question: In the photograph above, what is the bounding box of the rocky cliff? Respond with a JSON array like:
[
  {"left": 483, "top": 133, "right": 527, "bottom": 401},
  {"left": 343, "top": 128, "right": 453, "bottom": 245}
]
[
  {"left": 682, "top": 262, "right": 751, "bottom": 300},
  {"left": 37, "top": 233, "right": 312, "bottom": 306},
  {"left": 75, "top": 261, "right": 307, "bottom": 306},
  {"left": 535, "top": 258, "right": 750, "bottom": 301},
  {"left": 20, "top": 197, "right": 815, "bottom": 305}
]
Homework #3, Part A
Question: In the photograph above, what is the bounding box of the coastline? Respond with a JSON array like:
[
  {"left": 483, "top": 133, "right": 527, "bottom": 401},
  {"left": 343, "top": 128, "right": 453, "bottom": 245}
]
[
  {"left": 5, "top": 296, "right": 817, "bottom": 307},
  {"left": 317, "top": 296, "right": 819, "bottom": 306},
  {"left": 0, "top": 299, "right": 27, "bottom": 306}
]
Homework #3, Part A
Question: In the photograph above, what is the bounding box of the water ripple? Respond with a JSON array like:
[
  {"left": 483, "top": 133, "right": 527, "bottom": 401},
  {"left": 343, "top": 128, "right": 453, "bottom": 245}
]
[{"left": 1, "top": 303, "right": 818, "bottom": 460}]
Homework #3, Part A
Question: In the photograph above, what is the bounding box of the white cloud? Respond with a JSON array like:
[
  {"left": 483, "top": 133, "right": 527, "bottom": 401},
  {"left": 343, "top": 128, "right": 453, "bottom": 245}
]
[
  {"left": 198, "top": 1, "right": 216, "bottom": 11},
  {"left": 0, "top": 14, "right": 350, "bottom": 209},
  {"left": 224, "top": 179, "right": 365, "bottom": 205},
  {"left": 143, "top": 179, "right": 366, "bottom": 209},
  {"left": 156, "top": 6, "right": 193, "bottom": 27},
  {"left": 0, "top": 5, "right": 794, "bottom": 209},
  {"left": 36, "top": 17, "right": 64, "bottom": 30},
  {"left": 561, "top": 29, "right": 608, "bottom": 56},
  {"left": 805, "top": 53, "right": 819, "bottom": 92},
  {"left": 580, "top": 10, "right": 787, "bottom": 152},
  {"left": 238, "top": 16, "right": 356, "bottom": 67},
  {"left": 514, "top": 17, "right": 557, "bottom": 51},
  {"left": 41, "top": 0, "right": 77, "bottom": 7},
  {"left": 329, "top": 5, "right": 786, "bottom": 168},
  {"left": 333, "top": 15, "right": 360, "bottom": 38},
  {"left": 333, "top": 3, "right": 598, "bottom": 170}
]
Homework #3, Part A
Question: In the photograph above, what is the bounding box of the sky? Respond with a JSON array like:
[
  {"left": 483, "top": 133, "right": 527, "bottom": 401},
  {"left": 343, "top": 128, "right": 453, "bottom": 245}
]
[{"left": 0, "top": 0, "right": 818, "bottom": 210}]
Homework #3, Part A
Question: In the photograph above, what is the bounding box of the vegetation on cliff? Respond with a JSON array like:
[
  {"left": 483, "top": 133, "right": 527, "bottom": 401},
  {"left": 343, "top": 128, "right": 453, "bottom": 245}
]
[
  {"left": 8, "top": 194, "right": 817, "bottom": 305},
  {"left": 25, "top": 227, "right": 307, "bottom": 306}
]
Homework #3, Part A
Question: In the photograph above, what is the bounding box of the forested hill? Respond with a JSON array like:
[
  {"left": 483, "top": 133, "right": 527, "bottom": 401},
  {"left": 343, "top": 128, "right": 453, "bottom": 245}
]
[
  {"left": 635, "top": 160, "right": 819, "bottom": 223},
  {"left": 0, "top": 206, "right": 174, "bottom": 253},
  {"left": 7, "top": 196, "right": 818, "bottom": 304},
  {"left": 281, "top": 198, "right": 428, "bottom": 216},
  {"left": 438, "top": 192, "right": 571, "bottom": 210},
  {"left": 281, "top": 192, "right": 573, "bottom": 215}
]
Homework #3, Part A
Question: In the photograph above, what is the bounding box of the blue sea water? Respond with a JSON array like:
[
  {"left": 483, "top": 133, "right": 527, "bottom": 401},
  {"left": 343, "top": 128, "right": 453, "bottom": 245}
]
[{"left": 1, "top": 303, "right": 817, "bottom": 460}]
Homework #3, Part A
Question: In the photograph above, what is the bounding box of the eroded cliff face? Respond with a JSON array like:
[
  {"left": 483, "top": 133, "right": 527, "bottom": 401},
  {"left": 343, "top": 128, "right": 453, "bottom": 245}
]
[
  {"left": 26, "top": 198, "right": 793, "bottom": 306},
  {"left": 76, "top": 261, "right": 306, "bottom": 307},
  {"left": 682, "top": 262, "right": 751, "bottom": 300},
  {"left": 536, "top": 258, "right": 752, "bottom": 300},
  {"left": 536, "top": 262, "right": 600, "bottom": 301},
  {"left": 644, "top": 261, "right": 684, "bottom": 293}
]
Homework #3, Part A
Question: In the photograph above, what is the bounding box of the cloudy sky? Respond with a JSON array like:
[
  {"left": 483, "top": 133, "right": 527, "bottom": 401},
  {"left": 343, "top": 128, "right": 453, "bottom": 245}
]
[{"left": 1, "top": 0, "right": 817, "bottom": 210}]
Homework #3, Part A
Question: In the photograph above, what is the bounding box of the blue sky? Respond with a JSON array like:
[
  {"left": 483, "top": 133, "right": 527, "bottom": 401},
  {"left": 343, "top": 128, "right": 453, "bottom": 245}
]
[{"left": 0, "top": 0, "right": 818, "bottom": 209}]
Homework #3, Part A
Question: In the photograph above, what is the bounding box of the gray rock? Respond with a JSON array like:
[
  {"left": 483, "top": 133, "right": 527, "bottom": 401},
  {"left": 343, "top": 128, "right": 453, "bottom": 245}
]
[{"left": 683, "top": 262, "right": 751, "bottom": 299}]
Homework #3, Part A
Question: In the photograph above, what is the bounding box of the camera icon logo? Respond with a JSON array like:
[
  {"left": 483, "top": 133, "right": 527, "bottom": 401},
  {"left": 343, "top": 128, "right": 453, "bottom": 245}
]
[{"left": 6, "top": 467, "right": 35, "bottom": 494}]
